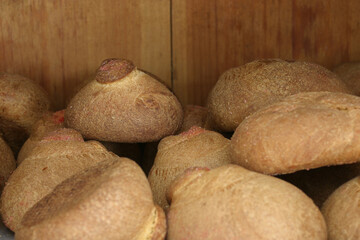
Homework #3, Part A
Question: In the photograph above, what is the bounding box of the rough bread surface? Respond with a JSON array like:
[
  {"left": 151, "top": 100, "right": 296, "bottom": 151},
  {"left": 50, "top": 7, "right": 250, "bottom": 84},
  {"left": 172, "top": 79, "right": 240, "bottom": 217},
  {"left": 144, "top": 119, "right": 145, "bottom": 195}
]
[
  {"left": 321, "top": 176, "right": 360, "bottom": 240},
  {"left": 231, "top": 91, "right": 360, "bottom": 175},
  {"left": 167, "top": 165, "right": 327, "bottom": 240},
  {"left": 16, "top": 158, "right": 166, "bottom": 240},
  {"left": 0, "top": 73, "right": 51, "bottom": 154},
  {"left": 207, "top": 59, "right": 351, "bottom": 132},
  {"left": 1, "top": 132, "right": 115, "bottom": 231},
  {"left": 148, "top": 126, "right": 232, "bottom": 210},
  {"left": 65, "top": 58, "right": 183, "bottom": 143},
  {"left": 17, "top": 111, "right": 66, "bottom": 164}
]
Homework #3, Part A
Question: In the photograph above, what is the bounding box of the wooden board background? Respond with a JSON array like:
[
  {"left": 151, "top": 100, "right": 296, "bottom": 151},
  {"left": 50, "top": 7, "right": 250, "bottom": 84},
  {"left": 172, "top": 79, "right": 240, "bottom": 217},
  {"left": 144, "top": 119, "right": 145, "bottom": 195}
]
[
  {"left": 1, "top": 0, "right": 360, "bottom": 109},
  {"left": 0, "top": 0, "right": 171, "bottom": 109}
]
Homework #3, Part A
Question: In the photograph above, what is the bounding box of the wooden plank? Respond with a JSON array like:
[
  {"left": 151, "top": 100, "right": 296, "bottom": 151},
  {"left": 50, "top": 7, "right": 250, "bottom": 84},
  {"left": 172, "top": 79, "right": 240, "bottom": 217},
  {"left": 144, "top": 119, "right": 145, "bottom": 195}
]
[
  {"left": 0, "top": 0, "right": 171, "bottom": 110},
  {"left": 172, "top": 0, "right": 360, "bottom": 106}
]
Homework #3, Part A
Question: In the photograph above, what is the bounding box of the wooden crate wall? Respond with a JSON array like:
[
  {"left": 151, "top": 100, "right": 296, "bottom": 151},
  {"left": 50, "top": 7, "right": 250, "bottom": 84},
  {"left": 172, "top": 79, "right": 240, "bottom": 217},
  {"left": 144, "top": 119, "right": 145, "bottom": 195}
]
[{"left": 1, "top": 0, "right": 360, "bottom": 109}]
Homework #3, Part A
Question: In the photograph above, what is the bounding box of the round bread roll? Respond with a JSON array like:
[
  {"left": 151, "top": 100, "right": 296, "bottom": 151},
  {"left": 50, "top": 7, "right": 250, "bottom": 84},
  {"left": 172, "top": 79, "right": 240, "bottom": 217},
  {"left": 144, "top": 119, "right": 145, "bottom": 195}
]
[
  {"left": 279, "top": 163, "right": 360, "bottom": 207},
  {"left": 15, "top": 158, "right": 166, "bottom": 240},
  {"left": 148, "top": 126, "right": 232, "bottom": 210},
  {"left": 321, "top": 176, "right": 360, "bottom": 240},
  {"left": 1, "top": 128, "right": 117, "bottom": 231},
  {"left": 0, "top": 137, "right": 16, "bottom": 191},
  {"left": 333, "top": 62, "right": 360, "bottom": 96},
  {"left": 231, "top": 91, "right": 360, "bottom": 175},
  {"left": 65, "top": 58, "right": 183, "bottom": 143},
  {"left": 167, "top": 165, "right": 327, "bottom": 240},
  {"left": 178, "top": 105, "right": 208, "bottom": 133},
  {"left": 0, "top": 73, "right": 51, "bottom": 155},
  {"left": 17, "top": 110, "right": 65, "bottom": 164},
  {"left": 207, "top": 59, "right": 351, "bottom": 132}
]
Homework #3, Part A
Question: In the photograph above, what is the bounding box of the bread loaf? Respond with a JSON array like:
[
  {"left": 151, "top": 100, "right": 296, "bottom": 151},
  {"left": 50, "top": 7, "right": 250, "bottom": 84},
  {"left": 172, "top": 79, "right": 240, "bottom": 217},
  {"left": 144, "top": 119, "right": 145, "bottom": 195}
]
[
  {"left": 65, "top": 58, "right": 183, "bottom": 143},
  {"left": 167, "top": 165, "right": 327, "bottom": 240},
  {"left": 148, "top": 126, "right": 232, "bottom": 210},
  {"left": 1, "top": 128, "right": 116, "bottom": 231},
  {"left": 207, "top": 59, "right": 351, "bottom": 132},
  {"left": 15, "top": 158, "right": 166, "bottom": 240},
  {"left": 231, "top": 91, "right": 360, "bottom": 175}
]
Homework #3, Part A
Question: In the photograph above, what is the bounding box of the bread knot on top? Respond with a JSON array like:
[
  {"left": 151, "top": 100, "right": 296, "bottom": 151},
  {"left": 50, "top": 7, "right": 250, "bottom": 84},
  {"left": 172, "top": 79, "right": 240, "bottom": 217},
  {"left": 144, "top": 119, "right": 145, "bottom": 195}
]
[{"left": 95, "top": 58, "right": 135, "bottom": 83}]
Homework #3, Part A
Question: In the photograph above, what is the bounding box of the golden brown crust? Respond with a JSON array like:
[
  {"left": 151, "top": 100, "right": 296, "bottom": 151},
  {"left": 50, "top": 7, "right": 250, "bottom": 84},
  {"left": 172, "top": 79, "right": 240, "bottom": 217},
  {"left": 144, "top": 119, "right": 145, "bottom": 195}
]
[
  {"left": 0, "top": 73, "right": 51, "bottom": 154},
  {"left": 0, "top": 137, "right": 16, "bottom": 191},
  {"left": 148, "top": 126, "right": 232, "bottom": 210},
  {"left": 207, "top": 59, "right": 351, "bottom": 132},
  {"left": 1, "top": 132, "right": 115, "bottom": 231},
  {"left": 321, "top": 176, "right": 360, "bottom": 240},
  {"left": 65, "top": 59, "right": 183, "bottom": 143},
  {"left": 231, "top": 91, "right": 360, "bottom": 175},
  {"left": 167, "top": 164, "right": 327, "bottom": 240},
  {"left": 16, "top": 158, "right": 166, "bottom": 240},
  {"left": 17, "top": 127, "right": 81, "bottom": 165},
  {"left": 333, "top": 62, "right": 360, "bottom": 96}
]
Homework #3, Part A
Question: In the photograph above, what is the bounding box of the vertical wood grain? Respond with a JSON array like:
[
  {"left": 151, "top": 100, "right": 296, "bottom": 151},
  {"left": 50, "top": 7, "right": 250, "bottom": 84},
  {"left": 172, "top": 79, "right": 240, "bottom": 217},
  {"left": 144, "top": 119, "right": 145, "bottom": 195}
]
[
  {"left": 0, "top": 0, "right": 171, "bottom": 110},
  {"left": 172, "top": 0, "right": 360, "bottom": 106}
]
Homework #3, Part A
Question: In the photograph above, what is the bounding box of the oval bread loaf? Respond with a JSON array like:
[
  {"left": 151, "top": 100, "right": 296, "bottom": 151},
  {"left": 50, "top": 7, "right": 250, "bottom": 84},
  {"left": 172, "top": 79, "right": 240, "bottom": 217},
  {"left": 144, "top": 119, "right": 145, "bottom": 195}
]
[
  {"left": 15, "top": 158, "right": 166, "bottom": 240},
  {"left": 231, "top": 91, "right": 360, "bottom": 175},
  {"left": 207, "top": 59, "right": 351, "bottom": 132},
  {"left": 167, "top": 165, "right": 327, "bottom": 240},
  {"left": 1, "top": 128, "right": 116, "bottom": 231}
]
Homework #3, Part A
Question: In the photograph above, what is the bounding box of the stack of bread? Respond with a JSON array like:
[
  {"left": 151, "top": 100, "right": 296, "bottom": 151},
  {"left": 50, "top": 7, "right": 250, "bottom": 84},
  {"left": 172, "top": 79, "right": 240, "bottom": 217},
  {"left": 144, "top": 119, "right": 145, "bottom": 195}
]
[{"left": 0, "top": 58, "right": 359, "bottom": 240}]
